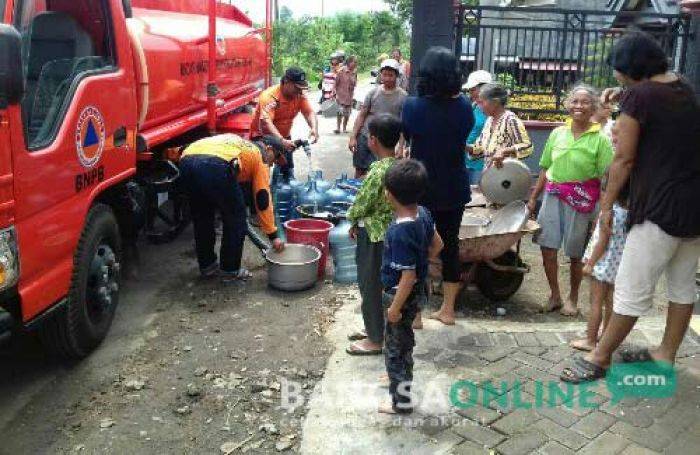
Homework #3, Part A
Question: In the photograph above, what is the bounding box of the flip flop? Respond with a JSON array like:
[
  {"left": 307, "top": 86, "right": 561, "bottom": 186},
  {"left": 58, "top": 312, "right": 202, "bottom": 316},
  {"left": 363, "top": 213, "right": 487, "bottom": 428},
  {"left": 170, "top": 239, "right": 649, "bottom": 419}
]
[
  {"left": 347, "top": 330, "right": 368, "bottom": 341},
  {"left": 345, "top": 342, "right": 382, "bottom": 356},
  {"left": 619, "top": 347, "right": 654, "bottom": 363},
  {"left": 560, "top": 356, "right": 607, "bottom": 384}
]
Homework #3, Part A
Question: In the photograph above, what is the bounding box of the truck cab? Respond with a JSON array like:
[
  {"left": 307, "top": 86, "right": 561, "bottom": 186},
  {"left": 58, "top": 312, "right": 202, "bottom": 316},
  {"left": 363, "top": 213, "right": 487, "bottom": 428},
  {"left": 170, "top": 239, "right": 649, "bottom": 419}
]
[
  {"left": 0, "top": 0, "right": 138, "bottom": 357},
  {"left": 0, "top": 0, "right": 269, "bottom": 358}
]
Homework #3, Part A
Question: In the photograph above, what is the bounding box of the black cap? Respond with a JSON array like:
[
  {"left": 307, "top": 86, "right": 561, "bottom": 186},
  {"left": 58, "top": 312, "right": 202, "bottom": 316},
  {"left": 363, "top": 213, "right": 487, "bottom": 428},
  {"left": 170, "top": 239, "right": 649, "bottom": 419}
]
[
  {"left": 283, "top": 67, "right": 309, "bottom": 89},
  {"left": 257, "top": 135, "right": 286, "bottom": 157}
]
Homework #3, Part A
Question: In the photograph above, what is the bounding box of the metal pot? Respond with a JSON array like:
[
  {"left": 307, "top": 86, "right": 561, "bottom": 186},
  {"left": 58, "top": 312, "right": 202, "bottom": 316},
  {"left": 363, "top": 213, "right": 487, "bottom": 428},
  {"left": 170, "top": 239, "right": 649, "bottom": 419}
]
[
  {"left": 480, "top": 159, "right": 532, "bottom": 205},
  {"left": 265, "top": 244, "right": 321, "bottom": 292}
]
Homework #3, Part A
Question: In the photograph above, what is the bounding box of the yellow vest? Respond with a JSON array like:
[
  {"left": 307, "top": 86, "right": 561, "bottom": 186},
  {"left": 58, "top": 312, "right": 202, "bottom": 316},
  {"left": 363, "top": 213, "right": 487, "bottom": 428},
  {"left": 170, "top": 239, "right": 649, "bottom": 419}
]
[{"left": 181, "top": 134, "right": 261, "bottom": 162}]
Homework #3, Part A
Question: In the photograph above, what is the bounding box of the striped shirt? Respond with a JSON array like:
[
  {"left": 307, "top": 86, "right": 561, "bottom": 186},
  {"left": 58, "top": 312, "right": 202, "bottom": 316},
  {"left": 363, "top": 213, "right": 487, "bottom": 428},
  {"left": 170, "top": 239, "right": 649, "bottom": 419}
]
[{"left": 474, "top": 110, "right": 532, "bottom": 167}]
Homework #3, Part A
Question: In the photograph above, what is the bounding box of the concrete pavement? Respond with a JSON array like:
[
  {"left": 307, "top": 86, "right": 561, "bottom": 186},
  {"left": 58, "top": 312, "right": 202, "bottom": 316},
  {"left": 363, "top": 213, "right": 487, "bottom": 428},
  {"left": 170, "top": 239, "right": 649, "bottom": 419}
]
[
  {"left": 301, "top": 292, "right": 700, "bottom": 454},
  {"left": 295, "top": 90, "right": 700, "bottom": 455}
]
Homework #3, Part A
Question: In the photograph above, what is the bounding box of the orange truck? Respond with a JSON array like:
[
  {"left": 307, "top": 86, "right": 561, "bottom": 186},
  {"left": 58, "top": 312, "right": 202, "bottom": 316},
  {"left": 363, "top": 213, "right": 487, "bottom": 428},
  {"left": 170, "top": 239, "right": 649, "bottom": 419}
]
[{"left": 0, "top": 0, "right": 273, "bottom": 358}]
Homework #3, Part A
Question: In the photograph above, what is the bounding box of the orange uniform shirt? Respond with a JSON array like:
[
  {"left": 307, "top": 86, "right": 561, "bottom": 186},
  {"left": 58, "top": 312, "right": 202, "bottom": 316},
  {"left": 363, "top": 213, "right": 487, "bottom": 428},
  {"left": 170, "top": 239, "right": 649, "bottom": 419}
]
[{"left": 250, "top": 85, "right": 313, "bottom": 139}]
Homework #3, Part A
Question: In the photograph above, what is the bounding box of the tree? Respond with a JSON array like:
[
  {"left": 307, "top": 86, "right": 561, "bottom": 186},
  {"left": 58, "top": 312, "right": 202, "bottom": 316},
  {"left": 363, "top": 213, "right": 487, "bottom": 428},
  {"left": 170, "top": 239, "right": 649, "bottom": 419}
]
[
  {"left": 273, "top": 12, "right": 410, "bottom": 83},
  {"left": 383, "top": 0, "right": 412, "bottom": 25}
]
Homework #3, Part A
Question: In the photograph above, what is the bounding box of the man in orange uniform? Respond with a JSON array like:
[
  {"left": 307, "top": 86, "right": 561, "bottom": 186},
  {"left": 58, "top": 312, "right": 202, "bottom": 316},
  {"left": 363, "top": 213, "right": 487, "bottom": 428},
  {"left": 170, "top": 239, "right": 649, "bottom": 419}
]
[
  {"left": 250, "top": 67, "right": 319, "bottom": 183},
  {"left": 180, "top": 134, "right": 285, "bottom": 279}
]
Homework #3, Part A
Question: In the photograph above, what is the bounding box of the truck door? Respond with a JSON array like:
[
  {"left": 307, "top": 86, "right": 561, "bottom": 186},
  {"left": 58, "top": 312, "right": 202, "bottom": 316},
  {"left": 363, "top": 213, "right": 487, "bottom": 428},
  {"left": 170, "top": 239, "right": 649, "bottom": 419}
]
[{"left": 11, "top": 0, "right": 137, "bottom": 321}]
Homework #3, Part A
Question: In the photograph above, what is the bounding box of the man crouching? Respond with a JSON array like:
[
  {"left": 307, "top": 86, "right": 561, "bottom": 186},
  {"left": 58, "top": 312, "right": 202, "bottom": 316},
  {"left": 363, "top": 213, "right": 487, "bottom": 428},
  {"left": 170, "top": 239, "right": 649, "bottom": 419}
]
[{"left": 179, "top": 134, "right": 285, "bottom": 280}]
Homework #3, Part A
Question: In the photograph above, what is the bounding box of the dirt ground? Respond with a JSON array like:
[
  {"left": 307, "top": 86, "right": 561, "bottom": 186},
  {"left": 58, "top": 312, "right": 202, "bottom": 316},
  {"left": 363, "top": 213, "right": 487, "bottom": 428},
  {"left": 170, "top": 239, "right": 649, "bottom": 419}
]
[
  {"left": 0, "top": 87, "right": 673, "bottom": 454},
  {"left": 0, "top": 225, "right": 353, "bottom": 454},
  {"left": 0, "top": 92, "right": 355, "bottom": 454}
]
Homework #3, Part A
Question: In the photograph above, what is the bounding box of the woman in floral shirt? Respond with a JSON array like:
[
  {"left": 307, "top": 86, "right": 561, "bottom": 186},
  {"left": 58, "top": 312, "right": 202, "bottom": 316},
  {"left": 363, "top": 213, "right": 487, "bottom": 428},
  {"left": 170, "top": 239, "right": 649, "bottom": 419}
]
[{"left": 468, "top": 83, "right": 532, "bottom": 168}]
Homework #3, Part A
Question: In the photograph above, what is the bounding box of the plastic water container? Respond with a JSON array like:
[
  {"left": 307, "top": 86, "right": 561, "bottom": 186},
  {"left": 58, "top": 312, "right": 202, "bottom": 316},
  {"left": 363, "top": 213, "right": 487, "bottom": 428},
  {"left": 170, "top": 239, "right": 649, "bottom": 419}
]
[
  {"left": 288, "top": 178, "right": 304, "bottom": 192},
  {"left": 329, "top": 218, "right": 357, "bottom": 283},
  {"left": 274, "top": 182, "right": 295, "bottom": 224},
  {"left": 325, "top": 180, "right": 348, "bottom": 208},
  {"left": 288, "top": 178, "right": 305, "bottom": 218},
  {"left": 295, "top": 176, "right": 313, "bottom": 201},
  {"left": 285, "top": 219, "right": 334, "bottom": 278},
  {"left": 298, "top": 181, "right": 329, "bottom": 212},
  {"left": 313, "top": 170, "right": 332, "bottom": 194}
]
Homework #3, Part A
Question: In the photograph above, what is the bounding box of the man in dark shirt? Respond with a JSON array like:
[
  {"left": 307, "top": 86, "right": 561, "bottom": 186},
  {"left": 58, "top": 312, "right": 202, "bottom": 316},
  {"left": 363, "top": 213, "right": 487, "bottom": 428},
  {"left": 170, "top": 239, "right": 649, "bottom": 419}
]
[{"left": 562, "top": 32, "right": 700, "bottom": 383}]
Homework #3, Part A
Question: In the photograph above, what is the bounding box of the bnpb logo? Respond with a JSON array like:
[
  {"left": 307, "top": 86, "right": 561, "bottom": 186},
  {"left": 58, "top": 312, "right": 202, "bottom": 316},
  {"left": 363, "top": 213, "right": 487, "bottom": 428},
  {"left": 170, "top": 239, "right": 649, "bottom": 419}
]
[{"left": 75, "top": 106, "right": 106, "bottom": 168}]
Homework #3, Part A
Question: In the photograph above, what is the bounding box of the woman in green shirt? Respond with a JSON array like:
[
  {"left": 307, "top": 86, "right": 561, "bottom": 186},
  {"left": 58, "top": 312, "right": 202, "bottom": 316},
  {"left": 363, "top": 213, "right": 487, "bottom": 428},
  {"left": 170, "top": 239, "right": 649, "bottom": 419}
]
[{"left": 528, "top": 85, "right": 613, "bottom": 316}]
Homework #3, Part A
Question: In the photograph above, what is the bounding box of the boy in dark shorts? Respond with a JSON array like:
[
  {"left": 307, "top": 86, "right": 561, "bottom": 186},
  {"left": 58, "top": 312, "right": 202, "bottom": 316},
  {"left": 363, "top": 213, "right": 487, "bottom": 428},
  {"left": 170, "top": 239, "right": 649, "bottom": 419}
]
[{"left": 379, "top": 160, "right": 443, "bottom": 414}]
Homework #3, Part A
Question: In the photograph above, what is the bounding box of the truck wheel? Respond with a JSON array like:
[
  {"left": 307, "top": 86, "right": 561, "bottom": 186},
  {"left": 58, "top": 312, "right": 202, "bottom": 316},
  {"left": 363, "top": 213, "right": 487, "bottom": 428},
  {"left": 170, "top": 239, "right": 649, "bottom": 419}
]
[
  {"left": 474, "top": 251, "right": 525, "bottom": 302},
  {"left": 39, "top": 204, "right": 122, "bottom": 359}
]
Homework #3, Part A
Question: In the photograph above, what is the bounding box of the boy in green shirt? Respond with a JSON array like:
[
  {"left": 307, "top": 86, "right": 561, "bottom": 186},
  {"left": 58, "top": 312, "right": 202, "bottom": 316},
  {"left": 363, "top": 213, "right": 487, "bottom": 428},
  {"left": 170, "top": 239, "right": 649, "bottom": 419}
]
[{"left": 346, "top": 114, "right": 399, "bottom": 355}]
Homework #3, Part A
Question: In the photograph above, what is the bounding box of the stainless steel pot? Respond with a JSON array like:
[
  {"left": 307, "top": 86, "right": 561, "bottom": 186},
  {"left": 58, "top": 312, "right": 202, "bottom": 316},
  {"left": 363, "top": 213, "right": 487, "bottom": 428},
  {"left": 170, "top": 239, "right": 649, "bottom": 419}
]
[{"left": 265, "top": 244, "right": 321, "bottom": 292}]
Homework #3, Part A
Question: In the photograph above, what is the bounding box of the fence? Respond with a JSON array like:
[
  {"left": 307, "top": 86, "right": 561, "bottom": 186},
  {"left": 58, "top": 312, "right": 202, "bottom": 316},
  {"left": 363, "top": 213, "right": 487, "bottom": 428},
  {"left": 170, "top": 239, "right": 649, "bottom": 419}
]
[{"left": 455, "top": 5, "right": 692, "bottom": 118}]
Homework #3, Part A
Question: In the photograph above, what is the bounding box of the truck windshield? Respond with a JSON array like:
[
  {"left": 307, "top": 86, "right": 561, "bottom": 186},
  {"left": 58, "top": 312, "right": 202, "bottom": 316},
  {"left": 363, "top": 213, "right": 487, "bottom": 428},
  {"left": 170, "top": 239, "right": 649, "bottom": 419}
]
[{"left": 14, "top": 0, "right": 115, "bottom": 149}]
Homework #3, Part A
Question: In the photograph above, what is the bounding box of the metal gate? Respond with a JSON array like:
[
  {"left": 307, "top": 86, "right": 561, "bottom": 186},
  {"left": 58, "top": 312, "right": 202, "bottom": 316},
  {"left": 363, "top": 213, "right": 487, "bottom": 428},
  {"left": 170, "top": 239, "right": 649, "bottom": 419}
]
[{"left": 455, "top": 5, "right": 693, "bottom": 119}]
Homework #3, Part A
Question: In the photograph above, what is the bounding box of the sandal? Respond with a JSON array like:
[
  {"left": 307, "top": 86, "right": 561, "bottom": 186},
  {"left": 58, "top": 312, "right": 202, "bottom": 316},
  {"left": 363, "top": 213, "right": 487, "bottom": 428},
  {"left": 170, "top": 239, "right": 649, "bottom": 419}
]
[
  {"left": 619, "top": 347, "right": 654, "bottom": 363},
  {"left": 347, "top": 330, "right": 368, "bottom": 341},
  {"left": 560, "top": 356, "right": 607, "bottom": 384},
  {"left": 345, "top": 342, "right": 382, "bottom": 356}
]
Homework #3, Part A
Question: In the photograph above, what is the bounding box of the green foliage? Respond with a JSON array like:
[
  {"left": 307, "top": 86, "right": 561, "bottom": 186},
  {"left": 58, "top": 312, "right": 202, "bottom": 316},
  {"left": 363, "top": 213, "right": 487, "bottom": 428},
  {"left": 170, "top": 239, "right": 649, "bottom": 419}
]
[
  {"left": 273, "top": 12, "right": 410, "bottom": 83},
  {"left": 583, "top": 36, "right": 618, "bottom": 89},
  {"left": 383, "top": 0, "right": 412, "bottom": 25},
  {"left": 494, "top": 73, "right": 517, "bottom": 89}
]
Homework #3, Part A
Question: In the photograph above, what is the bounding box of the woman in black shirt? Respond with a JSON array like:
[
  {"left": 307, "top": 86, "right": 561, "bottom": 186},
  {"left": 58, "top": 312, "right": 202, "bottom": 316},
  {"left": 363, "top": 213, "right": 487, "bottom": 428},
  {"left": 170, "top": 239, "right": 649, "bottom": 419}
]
[
  {"left": 402, "top": 47, "right": 475, "bottom": 326},
  {"left": 562, "top": 32, "right": 700, "bottom": 383}
]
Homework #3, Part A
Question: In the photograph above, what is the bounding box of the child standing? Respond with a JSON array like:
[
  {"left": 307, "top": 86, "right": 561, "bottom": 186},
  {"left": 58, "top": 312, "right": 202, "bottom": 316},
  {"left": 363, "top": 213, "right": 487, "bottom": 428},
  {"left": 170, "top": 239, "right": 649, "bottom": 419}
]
[
  {"left": 592, "top": 101, "right": 615, "bottom": 141},
  {"left": 346, "top": 114, "right": 402, "bottom": 356},
  {"left": 379, "top": 160, "right": 443, "bottom": 414},
  {"left": 570, "top": 181, "right": 629, "bottom": 351}
]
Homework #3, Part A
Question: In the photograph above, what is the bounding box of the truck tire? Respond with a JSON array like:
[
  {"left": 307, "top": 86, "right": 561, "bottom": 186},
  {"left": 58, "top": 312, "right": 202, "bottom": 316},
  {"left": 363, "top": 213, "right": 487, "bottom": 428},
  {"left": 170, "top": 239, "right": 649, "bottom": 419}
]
[
  {"left": 39, "top": 204, "right": 122, "bottom": 359},
  {"left": 474, "top": 251, "right": 525, "bottom": 302}
]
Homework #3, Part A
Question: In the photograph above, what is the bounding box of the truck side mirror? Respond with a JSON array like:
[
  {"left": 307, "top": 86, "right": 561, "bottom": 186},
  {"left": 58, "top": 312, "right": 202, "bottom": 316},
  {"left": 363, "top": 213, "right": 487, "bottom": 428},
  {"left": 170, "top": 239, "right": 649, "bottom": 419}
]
[{"left": 0, "top": 25, "right": 24, "bottom": 108}]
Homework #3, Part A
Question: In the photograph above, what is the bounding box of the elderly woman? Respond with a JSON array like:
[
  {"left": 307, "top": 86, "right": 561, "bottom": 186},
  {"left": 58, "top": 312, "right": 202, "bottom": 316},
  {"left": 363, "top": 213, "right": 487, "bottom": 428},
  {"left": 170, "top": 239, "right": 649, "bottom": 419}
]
[
  {"left": 402, "top": 47, "right": 475, "bottom": 326},
  {"left": 528, "top": 85, "right": 614, "bottom": 317},
  {"left": 463, "top": 70, "right": 493, "bottom": 185},
  {"left": 562, "top": 32, "right": 700, "bottom": 383},
  {"left": 468, "top": 83, "right": 532, "bottom": 168}
]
